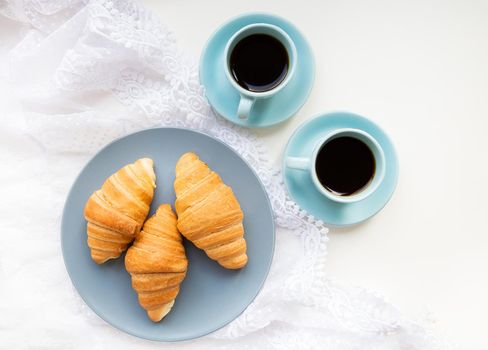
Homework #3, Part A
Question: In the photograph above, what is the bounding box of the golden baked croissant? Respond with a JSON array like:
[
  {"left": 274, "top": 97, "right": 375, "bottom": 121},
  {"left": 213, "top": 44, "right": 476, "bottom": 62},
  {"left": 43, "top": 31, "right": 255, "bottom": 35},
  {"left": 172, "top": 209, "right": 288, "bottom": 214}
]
[
  {"left": 125, "top": 204, "right": 188, "bottom": 322},
  {"left": 84, "top": 158, "right": 156, "bottom": 264},
  {"left": 174, "top": 152, "right": 248, "bottom": 269}
]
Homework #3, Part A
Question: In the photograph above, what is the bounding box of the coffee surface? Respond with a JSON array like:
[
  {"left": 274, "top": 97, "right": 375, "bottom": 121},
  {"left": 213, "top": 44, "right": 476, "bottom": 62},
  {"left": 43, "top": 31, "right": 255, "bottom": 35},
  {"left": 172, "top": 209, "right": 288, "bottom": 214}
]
[
  {"left": 230, "top": 34, "right": 288, "bottom": 92},
  {"left": 315, "top": 136, "right": 375, "bottom": 196}
]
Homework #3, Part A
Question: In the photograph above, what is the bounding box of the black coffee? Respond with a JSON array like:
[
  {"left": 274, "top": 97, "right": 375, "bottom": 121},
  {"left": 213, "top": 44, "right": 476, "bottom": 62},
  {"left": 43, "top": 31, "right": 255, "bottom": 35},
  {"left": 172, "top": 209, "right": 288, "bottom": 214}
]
[
  {"left": 230, "top": 34, "right": 289, "bottom": 92},
  {"left": 315, "top": 136, "right": 375, "bottom": 196}
]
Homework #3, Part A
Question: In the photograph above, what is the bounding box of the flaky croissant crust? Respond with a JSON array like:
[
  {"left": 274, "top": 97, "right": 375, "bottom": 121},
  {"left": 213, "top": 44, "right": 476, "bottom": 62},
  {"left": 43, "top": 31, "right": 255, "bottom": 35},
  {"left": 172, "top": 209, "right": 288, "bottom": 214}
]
[
  {"left": 174, "top": 152, "right": 248, "bottom": 269},
  {"left": 125, "top": 204, "right": 188, "bottom": 322},
  {"left": 84, "top": 158, "right": 156, "bottom": 264}
]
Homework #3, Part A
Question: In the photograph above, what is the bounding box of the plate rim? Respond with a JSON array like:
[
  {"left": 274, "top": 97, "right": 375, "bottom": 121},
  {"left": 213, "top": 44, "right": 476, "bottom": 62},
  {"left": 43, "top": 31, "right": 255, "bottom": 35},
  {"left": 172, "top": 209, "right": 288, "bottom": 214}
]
[{"left": 61, "top": 127, "right": 275, "bottom": 342}]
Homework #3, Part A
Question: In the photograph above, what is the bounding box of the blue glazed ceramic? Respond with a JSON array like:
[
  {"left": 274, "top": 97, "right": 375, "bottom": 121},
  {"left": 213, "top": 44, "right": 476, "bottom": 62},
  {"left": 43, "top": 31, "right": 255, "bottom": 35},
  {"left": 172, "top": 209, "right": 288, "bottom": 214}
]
[
  {"left": 200, "top": 13, "right": 315, "bottom": 128},
  {"left": 61, "top": 128, "right": 275, "bottom": 341},
  {"left": 223, "top": 23, "right": 297, "bottom": 120},
  {"left": 283, "top": 112, "right": 399, "bottom": 227}
]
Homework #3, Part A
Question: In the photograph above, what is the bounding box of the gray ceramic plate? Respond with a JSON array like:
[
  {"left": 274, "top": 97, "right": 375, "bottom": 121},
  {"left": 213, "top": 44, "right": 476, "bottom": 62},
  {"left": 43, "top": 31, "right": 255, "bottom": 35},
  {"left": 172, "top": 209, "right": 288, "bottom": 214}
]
[{"left": 61, "top": 128, "right": 275, "bottom": 341}]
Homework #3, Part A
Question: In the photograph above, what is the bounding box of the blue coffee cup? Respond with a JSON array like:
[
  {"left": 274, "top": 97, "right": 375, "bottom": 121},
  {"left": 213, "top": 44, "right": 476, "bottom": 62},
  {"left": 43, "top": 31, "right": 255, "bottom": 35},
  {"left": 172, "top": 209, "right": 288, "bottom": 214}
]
[{"left": 223, "top": 23, "right": 297, "bottom": 120}]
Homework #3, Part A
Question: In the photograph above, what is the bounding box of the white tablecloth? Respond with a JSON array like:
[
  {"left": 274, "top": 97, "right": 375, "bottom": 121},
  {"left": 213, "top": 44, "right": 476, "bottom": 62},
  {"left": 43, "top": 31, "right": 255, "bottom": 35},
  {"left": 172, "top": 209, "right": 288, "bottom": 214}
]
[{"left": 0, "top": 1, "right": 449, "bottom": 349}]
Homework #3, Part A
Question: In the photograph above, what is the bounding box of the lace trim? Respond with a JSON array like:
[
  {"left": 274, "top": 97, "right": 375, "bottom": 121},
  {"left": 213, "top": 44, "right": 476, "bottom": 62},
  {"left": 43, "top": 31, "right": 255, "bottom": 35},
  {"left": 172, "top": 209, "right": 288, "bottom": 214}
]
[{"left": 3, "top": 0, "right": 446, "bottom": 348}]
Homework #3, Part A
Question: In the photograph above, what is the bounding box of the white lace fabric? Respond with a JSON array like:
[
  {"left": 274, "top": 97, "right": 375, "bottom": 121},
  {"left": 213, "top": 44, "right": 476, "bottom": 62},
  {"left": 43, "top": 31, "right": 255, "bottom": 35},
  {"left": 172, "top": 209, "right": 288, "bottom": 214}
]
[{"left": 0, "top": 1, "right": 446, "bottom": 349}]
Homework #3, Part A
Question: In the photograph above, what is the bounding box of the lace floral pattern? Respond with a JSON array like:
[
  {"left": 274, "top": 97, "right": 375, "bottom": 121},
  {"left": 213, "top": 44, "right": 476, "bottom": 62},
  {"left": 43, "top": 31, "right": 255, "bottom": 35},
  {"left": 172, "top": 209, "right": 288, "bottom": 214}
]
[{"left": 1, "top": 0, "right": 446, "bottom": 349}]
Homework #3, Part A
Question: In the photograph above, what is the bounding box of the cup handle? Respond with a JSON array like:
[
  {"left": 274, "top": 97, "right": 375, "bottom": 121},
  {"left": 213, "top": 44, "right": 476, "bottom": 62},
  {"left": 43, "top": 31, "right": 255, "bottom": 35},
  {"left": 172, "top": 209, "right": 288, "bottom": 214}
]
[
  {"left": 285, "top": 157, "right": 311, "bottom": 170},
  {"left": 237, "top": 95, "right": 255, "bottom": 119}
]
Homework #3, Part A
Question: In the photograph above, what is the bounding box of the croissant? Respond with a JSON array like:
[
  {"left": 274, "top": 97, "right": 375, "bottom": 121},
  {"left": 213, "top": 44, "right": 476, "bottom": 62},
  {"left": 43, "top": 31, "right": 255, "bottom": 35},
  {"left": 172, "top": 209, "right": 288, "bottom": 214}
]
[
  {"left": 125, "top": 204, "right": 188, "bottom": 322},
  {"left": 84, "top": 158, "right": 156, "bottom": 264},
  {"left": 174, "top": 152, "right": 248, "bottom": 269}
]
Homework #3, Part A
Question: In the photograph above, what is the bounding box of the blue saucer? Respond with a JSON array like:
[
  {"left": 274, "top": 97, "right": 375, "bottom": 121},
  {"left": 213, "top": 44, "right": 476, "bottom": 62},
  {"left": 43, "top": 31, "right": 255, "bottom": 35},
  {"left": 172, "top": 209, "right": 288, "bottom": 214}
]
[
  {"left": 283, "top": 112, "right": 399, "bottom": 227},
  {"left": 200, "top": 13, "right": 315, "bottom": 128}
]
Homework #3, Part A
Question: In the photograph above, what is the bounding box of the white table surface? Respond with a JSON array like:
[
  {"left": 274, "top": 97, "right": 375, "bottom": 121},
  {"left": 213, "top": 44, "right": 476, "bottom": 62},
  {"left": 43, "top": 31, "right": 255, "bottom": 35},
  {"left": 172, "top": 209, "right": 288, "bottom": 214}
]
[
  {"left": 140, "top": 1, "right": 488, "bottom": 348},
  {"left": 2, "top": 0, "right": 487, "bottom": 348}
]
